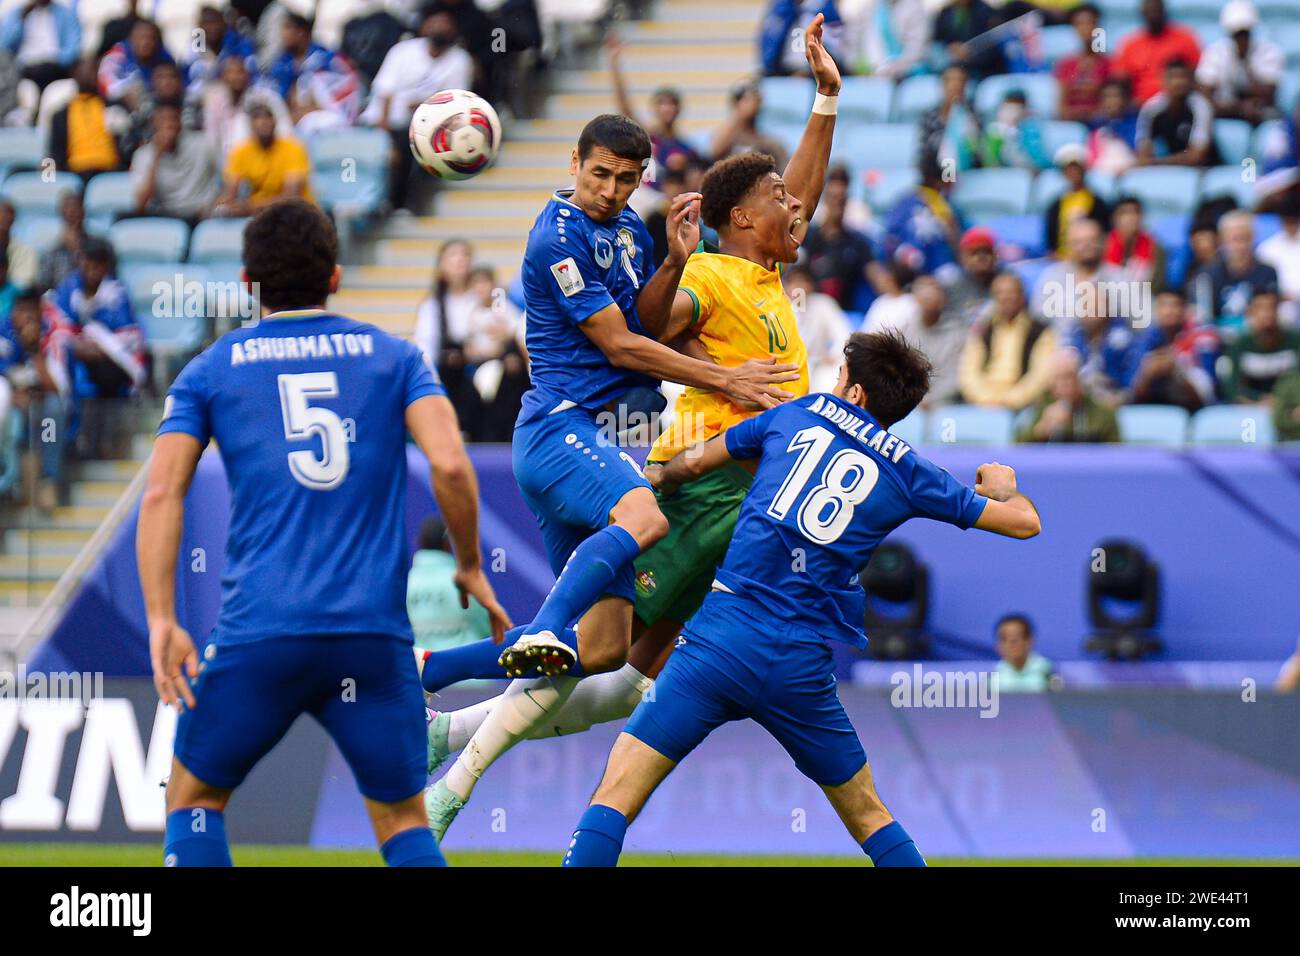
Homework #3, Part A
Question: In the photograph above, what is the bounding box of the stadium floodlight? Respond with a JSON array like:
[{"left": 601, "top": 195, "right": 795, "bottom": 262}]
[
  {"left": 860, "top": 542, "right": 930, "bottom": 660},
  {"left": 1083, "top": 538, "right": 1163, "bottom": 661}
]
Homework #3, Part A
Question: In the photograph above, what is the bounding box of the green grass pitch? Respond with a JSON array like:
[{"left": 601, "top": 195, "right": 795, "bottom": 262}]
[{"left": 0, "top": 844, "right": 1292, "bottom": 867}]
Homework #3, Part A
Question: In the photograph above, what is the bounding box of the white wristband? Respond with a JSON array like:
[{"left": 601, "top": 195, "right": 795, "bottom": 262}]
[{"left": 812, "top": 92, "right": 838, "bottom": 116}]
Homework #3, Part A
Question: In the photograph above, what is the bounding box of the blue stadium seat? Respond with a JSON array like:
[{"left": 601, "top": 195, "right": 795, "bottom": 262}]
[
  {"left": 1168, "top": 0, "right": 1226, "bottom": 22},
  {"left": 764, "top": 117, "right": 806, "bottom": 158},
  {"left": 952, "top": 168, "right": 1033, "bottom": 217},
  {"left": 305, "top": 127, "right": 391, "bottom": 174},
  {"left": 0, "top": 127, "right": 44, "bottom": 179},
  {"left": 1276, "top": 23, "right": 1300, "bottom": 69},
  {"left": 1039, "top": 24, "right": 1081, "bottom": 65},
  {"left": 891, "top": 74, "right": 941, "bottom": 121},
  {"left": 891, "top": 408, "right": 928, "bottom": 448},
  {"left": 1040, "top": 120, "right": 1087, "bottom": 159},
  {"left": 1213, "top": 119, "right": 1252, "bottom": 167},
  {"left": 1117, "top": 405, "right": 1190, "bottom": 447},
  {"left": 313, "top": 170, "right": 386, "bottom": 216},
  {"left": 1192, "top": 23, "right": 1223, "bottom": 49},
  {"left": 1029, "top": 168, "right": 1116, "bottom": 212},
  {"left": 11, "top": 213, "right": 61, "bottom": 254},
  {"left": 760, "top": 76, "right": 814, "bottom": 124},
  {"left": 1200, "top": 165, "right": 1256, "bottom": 209},
  {"left": 863, "top": 167, "right": 920, "bottom": 211},
  {"left": 1254, "top": 212, "right": 1282, "bottom": 245},
  {"left": 1117, "top": 167, "right": 1201, "bottom": 216},
  {"left": 110, "top": 217, "right": 190, "bottom": 263},
  {"left": 839, "top": 76, "right": 894, "bottom": 123},
  {"left": 1189, "top": 406, "right": 1277, "bottom": 447},
  {"left": 976, "top": 214, "right": 1046, "bottom": 257},
  {"left": 973, "top": 73, "right": 1059, "bottom": 120},
  {"left": 0, "top": 170, "right": 82, "bottom": 216},
  {"left": 189, "top": 217, "right": 249, "bottom": 262},
  {"left": 1009, "top": 256, "right": 1050, "bottom": 293},
  {"left": 833, "top": 123, "right": 916, "bottom": 169},
  {"left": 924, "top": 405, "right": 1015, "bottom": 445},
  {"left": 1278, "top": 70, "right": 1300, "bottom": 113},
  {"left": 83, "top": 172, "right": 138, "bottom": 219}
]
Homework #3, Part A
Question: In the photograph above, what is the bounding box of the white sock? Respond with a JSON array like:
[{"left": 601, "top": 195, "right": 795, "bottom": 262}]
[
  {"left": 443, "top": 675, "right": 579, "bottom": 801},
  {"left": 444, "top": 664, "right": 654, "bottom": 751}
]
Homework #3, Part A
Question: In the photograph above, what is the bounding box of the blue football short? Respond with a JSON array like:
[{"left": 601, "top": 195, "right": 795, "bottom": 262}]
[
  {"left": 624, "top": 591, "right": 868, "bottom": 787},
  {"left": 173, "top": 632, "right": 426, "bottom": 802},
  {"left": 512, "top": 404, "right": 652, "bottom": 603}
]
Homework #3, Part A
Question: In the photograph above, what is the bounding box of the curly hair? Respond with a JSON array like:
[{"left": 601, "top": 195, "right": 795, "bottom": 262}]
[
  {"left": 242, "top": 200, "right": 338, "bottom": 311},
  {"left": 699, "top": 152, "right": 777, "bottom": 231},
  {"left": 842, "top": 330, "right": 933, "bottom": 428}
]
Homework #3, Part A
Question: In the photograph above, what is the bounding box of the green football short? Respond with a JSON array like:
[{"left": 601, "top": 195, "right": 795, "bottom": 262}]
[{"left": 632, "top": 462, "right": 753, "bottom": 628}]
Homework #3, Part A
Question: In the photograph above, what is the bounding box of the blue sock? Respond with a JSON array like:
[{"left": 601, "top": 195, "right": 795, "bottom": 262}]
[
  {"left": 530, "top": 526, "right": 642, "bottom": 637},
  {"left": 164, "top": 808, "right": 232, "bottom": 867},
  {"left": 861, "top": 821, "right": 926, "bottom": 867},
  {"left": 420, "top": 626, "right": 585, "bottom": 692},
  {"left": 562, "top": 804, "right": 627, "bottom": 867},
  {"left": 380, "top": 826, "right": 447, "bottom": 867}
]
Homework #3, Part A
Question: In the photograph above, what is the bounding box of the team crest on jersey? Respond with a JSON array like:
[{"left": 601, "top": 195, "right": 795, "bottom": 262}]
[
  {"left": 593, "top": 235, "right": 615, "bottom": 269},
  {"left": 550, "top": 257, "right": 585, "bottom": 297},
  {"left": 616, "top": 227, "right": 637, "bottom": 262},
  {"left": 635, "top": 569, "right": 657, "bottom": 596}
]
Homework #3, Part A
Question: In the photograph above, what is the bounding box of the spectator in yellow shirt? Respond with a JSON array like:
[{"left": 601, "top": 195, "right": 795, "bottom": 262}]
[{"left": 214, "top": 103, "right": 314, "bottom": 216}]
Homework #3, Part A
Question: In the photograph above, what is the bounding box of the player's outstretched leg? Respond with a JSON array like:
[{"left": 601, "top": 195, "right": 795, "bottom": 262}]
[
  {"left": 822, "top": 761, "right": 926, "bottom": 867},
  {"left": 370, "top": 793, "right": 446, "bottom": 867},
  {"left": 425, "top": 662, "right": 654, "bottom": 773},
  {"left": 563, "top": 731, "right": 677, "bottom": 867},
  {"left": 415, "top": 625, "right": 584, "bottom": 696},
  {"left": 521, "top": 488, "right": 667, "bottom": 642}
]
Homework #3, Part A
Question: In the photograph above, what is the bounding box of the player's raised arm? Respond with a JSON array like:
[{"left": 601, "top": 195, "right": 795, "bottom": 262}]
[
  {"left": 972, "top": 462, "right": 1042, "bottom": 539},
  {"left": 636, "top": 190, "right": 701, "bottom": 339},
  {"left": 581, "top": 302, "right": 798, "bottom": 409},
  {"left": 138, "top": 432, "right": 204, "bottom": 710},
  {"left": 781, "top": 13, "right": 841, "bottom": 224},
  {"left": 406, "top": 394, "right": 512, "bottom": 642}
]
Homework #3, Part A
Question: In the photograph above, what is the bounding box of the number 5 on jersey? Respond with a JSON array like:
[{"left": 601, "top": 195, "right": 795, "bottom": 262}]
[{"left": 278, "top": 371, "right": 349, "bottom": 490}]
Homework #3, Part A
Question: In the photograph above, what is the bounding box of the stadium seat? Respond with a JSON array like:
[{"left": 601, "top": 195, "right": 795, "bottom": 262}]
[
  {"left": 1117, "top": 405, "right": 1190, "bottom": 447},
  {"left": 305, "top": 127, "right": 392, "bottom": 176},
  {"left": 1039, "top": 121, "right": 1087, "bottom": 159},
  {"left": 839, "top": 76, "right": 894, "bottom": 123},
  {"left": 1009, "top": 256, "right": 1050, "bottom": 293},
  {"left": 1254, "top": 212, "right": 1282, "bottom": 245},
  {"left": 1276, "top": 70, "right": 1300, "bottom": 113},
  {"left": 1116, "top": 167, "right": 1201, "bottom": 216},
  {"left": 0, "top": 127, "right": 44, "bottom": 179},
  {"left": 1168, "top": 0, "right": 1225, "bottom": 22},
  {"left": 952, "top": 168, "right": 1033, "bottom": 217},
  {"left": 891, "top": 74, "right": 941, "bottom": 122},
  {"left": 111, "top": 217, "right": 190, "bottom": 264},
  {"left": 760, "top": 76, "right": 814, "bottom": 125},
  {"left": 1192, "top": 23, "right": 1223, "bottom": 50},
  {"left": 764, "top": 118, "right": 806, "bottom": 159},
  {"left": 119, "top": 260, "right": 212, "bottom": 354},
  {"left": 890, "top": 408, "right": 928, "bottom": 448},
  {"left": 0, "top": 170, "right": 82, "bottom": 216},
  {"left": 976, "top": 214, "right": 1046, "bottom": 258},
  {"left": 924, "top": 405, "right": 1015, "bottom": 445},
  {"left": 1189, "top": 406, "right": 1277, "bottom": 447},
  {"left": 189, "top": 217, "right": 250, "bottom": 262},
  {"left": 1213, "top": 119, "right": 1253, "bottom": 167},
  {"left": 863, "top": 167, "right": 920, "bottom": 212},
  {"left": 11, "top": 213, "right": 62, "bottom": 254},
  {"left": 1276, "top": 23, "right": 1300, "bottom": 69},
  {"left": 833, "top": 123, "right": 916, "bottom": 169},
  {"left": 83, "top": 172, "right": 139, "bottom": 220},
  {"left": 313, "top": 170, "right": 386, "bottom": 216},
  {"left": 1200, "top": 165, "right": 1255, "bottom": 209},
  {"left": 972, "top": 74, "right": 1059, "bottom": 121},
  {"left": 1039, "top": 24, "right": 1081, "bottom": 65}
]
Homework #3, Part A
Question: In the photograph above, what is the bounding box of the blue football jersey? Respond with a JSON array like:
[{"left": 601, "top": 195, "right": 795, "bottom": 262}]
[
  {"left": 518, "top": 189, "right": 657, "bottom": 422},
  {"left": 717, "top": 393, "right": 989, "bottom": 648},
  {"left": 158, "top": 310, "right": 445, "bottom": 645}
]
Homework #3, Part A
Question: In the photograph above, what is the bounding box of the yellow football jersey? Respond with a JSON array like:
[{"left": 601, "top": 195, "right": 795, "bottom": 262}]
[{"left": 649, "top": 252, "right": 809, "bottom": 462}]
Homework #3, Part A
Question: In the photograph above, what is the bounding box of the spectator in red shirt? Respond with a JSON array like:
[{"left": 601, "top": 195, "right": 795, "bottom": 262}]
[
  {"left": 1055, "top": 2, "right": 1111, "bottom": 124},
  {"left": 1113, "top": 0, "right": 1200, "bottom": 105}
]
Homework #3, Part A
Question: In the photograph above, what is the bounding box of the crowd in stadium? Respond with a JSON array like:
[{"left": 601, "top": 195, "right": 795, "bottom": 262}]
[
  {"left": 615, "top": 0, "right": 1300, "bottom": 446},
  {"left": 0, "top": 0, "right": 542, "bottom": 506}
]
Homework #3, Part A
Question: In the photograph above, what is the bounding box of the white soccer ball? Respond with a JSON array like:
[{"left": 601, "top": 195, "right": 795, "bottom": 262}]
[{"left": 408, "top": 89, "right": 502, "bottom": 181}]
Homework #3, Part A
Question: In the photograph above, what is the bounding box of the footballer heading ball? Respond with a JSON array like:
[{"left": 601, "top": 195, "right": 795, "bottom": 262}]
[{"left": 409, "top": 89, "right": 502, "bottom": 181}]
